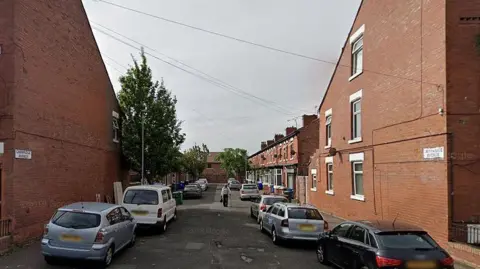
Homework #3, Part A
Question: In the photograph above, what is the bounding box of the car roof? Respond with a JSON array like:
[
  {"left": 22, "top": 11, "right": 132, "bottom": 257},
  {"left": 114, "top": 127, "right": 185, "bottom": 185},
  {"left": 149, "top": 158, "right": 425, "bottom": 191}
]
[
  {"left": 60, "top": 202, "right": 116, "bottom": 212},
  {"left": 125, "top": 185, "right": 170, "bottom": 191},
  {"left": 242, "top": 183, "right": 256, "bottom": 186},
  {"left": 350, "top": 220, "right": 425, "bottom": 233},
  {"left": 261, "top": 195, "right": 288, "bottom": 199}
]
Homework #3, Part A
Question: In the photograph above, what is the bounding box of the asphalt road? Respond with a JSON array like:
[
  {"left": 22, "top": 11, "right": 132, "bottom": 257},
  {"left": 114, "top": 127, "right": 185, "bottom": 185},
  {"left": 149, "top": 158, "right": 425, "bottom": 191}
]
[{"left": 0, "top": 184, "right": 331, "bottom": 269}]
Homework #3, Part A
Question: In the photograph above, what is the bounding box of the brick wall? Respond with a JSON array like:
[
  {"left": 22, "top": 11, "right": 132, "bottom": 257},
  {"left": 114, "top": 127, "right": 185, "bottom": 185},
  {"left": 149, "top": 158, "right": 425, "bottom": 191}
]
[
  {"left": 298, "top": 118, "right": 319, "bottom": 176},
  {"left": 202, "top": 162, "right": 228, "bottom": 183},
  {"left": 0, "top": 0, "right": 127, "bottom": 242}
]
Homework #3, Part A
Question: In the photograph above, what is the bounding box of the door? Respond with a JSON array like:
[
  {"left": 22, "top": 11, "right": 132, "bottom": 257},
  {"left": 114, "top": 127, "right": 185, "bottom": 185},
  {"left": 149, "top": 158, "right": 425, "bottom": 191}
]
[
  {"left": 167, "top": 189, "right": 175, "bottom": 219},
  {"left": 263, "top": 206, "right": 276, "bottom": 233},
  {"left": 120, "top": 207, "right": 135, "bottom": 242},
  {"left": 287, "top": 173, "right": 295, "bottom": 189},
  {"left": 122, "top": 188, "right": 161, "bottom": 224},
  {"left": 268, "top": 205, "right": 280, "bottom": 231},
  {"left": 326, "top": 223, "right": 353, "bottom": 266},
  {"left": 160, "top": 189, "right": 170, "bottom": 221},
  {"left": 343, "top": 225, "right": 371, "bottom": 269},
  {"left": 106, "top": 208, "right": 127, "bottom": 248}
]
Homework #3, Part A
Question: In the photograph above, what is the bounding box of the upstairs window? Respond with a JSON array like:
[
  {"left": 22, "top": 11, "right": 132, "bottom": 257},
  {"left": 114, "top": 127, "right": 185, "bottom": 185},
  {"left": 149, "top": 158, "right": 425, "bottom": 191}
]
[
  {"left": 326, "top": 115, "right": 332, "bottom": 146},
  {"left": 351, "top": 37, "right": 363, "bottom": 76},
  {"left": 352, "top": 99, "right": 361, "bottom": 139}
]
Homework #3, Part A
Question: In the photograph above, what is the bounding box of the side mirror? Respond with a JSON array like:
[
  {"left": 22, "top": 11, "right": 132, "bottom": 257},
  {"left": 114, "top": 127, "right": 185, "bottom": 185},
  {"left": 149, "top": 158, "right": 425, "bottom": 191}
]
[{"left": 330, "top": 234, "right": 338, "bottom": 240}]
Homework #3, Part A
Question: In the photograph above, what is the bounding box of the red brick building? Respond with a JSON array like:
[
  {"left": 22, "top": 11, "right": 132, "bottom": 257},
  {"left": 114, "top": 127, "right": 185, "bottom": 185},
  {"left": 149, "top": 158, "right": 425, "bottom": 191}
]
[
  {"left": 201, "top": 152, "right": 228, "bottom": 183},
  {"left": 0, "top": 0, "right": 128, "bottom": 244},
  {"left": 248, "top": 115, "right": 319, "bottom": 194},
  {"left": 308, "top": 0, "right": 480, "bottom": 265}
]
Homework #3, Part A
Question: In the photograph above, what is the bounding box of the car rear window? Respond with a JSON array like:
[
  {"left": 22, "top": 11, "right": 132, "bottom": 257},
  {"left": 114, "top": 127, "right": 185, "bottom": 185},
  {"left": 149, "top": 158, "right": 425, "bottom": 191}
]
[
  {"left": 52, "top": 210, "right": 101, "bottom": 229},
  {"left": 123, "top": 190, "right": 159, "bottom": 205},
  {"left": 243, "top": 185, "right": 257, "bottom": 189},
  {"left": 264, "top": 197, "right": 288, "bottom": 205},
  {"left": 287, "top": 208, "right": 323, "bottom": 220},
  {"left": 376, "top": 232, "right": 438, "bottom": 249},
  {"left": 185, "top": 185, "right": 198, "bottom": 189}
]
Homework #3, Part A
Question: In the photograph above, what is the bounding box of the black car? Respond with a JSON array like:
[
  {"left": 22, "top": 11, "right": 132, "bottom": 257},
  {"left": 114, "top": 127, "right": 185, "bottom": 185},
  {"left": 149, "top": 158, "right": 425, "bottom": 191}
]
[{"left": 316, "top": 220, "right": 454, "bottom": 269}]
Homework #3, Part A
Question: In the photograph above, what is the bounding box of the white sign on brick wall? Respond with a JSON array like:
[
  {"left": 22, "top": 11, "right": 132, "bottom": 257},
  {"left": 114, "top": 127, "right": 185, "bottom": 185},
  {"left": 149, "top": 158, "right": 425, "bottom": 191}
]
[
  {"left": 423, "top": 147, "right": 444, "bottom": 160},
  {"left": 15, "top": 149, "right": 32, "bottom": 159},
  {"left": 0, "top": 142, "right": 4, "bottom": 155}
]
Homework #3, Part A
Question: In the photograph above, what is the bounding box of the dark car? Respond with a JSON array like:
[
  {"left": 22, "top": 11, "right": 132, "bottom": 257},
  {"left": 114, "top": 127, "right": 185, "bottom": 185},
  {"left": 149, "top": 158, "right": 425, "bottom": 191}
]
[
  {"left": 316, "top": 220, "right": 455, "bottom": 269},
  {"left": 183, "top": 184, "right": 203, "bottom": 199}
]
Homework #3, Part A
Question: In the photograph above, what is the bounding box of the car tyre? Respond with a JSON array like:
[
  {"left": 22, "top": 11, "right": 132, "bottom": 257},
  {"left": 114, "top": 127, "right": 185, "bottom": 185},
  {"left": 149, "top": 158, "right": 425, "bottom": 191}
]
[
  {"left": 44, "top": 256, "right": 57, "bottom": 265},
  {"left": 259, "top": 219, "right": 265, "bottom": 232},
  {"left": 101, "top": 246, "right": 114, "bottom": 268},
  {"left": 272, "top": 227, "right": 280, "bottom": 245},
  {"left": 316, "top": 244, "right": 329, "bottom": 264},
  {"left": 128, "top": 232, "right": 136, "bottom": 248},
  {"left": 173, "top": 209, "right": 178, "bottom": 221},
  {"left": 161, "top": 217, "right": 167, "bottom": 233}
]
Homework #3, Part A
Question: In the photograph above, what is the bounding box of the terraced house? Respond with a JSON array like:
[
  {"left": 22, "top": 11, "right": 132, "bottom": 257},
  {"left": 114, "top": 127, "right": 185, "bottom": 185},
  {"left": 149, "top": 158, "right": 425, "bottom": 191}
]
[
  {"left": 0, "top": 0, "right": 128, "bottom": 248},
  {"left": 308, "top": 0, "right": 480, "bottom": 266}
]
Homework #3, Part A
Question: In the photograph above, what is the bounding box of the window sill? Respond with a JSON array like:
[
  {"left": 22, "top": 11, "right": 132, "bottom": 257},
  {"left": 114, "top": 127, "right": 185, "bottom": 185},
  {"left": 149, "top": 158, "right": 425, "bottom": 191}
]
[
  {"left": 348, "top": 137, "right": 362, "bottom": 144},
  {"left": 324, "top": 145, "right": 331, "bottom": 149},
  {"left": 113, "top": 139, "right": 119, "bottom": 143},
  {"left": 349, "top": 71, "right": 363, "bottom": 81},
  {"left": 350, "top": 194, "right": 365, "bottom": 201},
  {"left": 325, "top": 190, "right": 334, "bottom": 196},
  {"left": 310, "top": 188, "right": 317, "bottom": 192}
]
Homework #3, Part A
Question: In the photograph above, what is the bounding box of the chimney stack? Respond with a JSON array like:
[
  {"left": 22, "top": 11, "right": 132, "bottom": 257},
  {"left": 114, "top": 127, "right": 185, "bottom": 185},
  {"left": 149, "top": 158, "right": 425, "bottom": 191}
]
[
  {"left": 266, "top": 140, "right": 274, "bottom": 146},
  {"left": 274, "top": 134, "right": 284, "bottom": 141},
  {"left": 261, "top": 141, "right": 267, "bottom": 150},
  {"left": 286, "top": 127, "right": 297, "bottom": 136},
  {"left": 302, "top": 114, "right": 318, "bottom": 127}
]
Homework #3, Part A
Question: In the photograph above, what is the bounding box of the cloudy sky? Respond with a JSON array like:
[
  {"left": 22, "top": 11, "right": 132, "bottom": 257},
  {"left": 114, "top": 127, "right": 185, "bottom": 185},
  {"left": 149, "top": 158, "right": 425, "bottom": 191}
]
[{"left": 82, "top": 0, "right": 361, "bottom": 154}]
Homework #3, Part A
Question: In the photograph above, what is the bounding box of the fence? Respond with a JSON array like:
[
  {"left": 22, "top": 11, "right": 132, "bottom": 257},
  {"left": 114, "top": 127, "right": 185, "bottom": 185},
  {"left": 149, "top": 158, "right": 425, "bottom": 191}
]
[
  {"left": 0, "top": 219, "right": 11, "bottom": 238},
  {"left": 450, "top": 222, "right": 480, "bottom": 247}
]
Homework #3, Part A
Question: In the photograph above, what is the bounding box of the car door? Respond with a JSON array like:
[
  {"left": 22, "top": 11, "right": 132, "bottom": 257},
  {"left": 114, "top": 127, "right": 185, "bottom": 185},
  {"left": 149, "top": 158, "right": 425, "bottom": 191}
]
[
  {"left": 325, "top": 222, "right": 353, "bottom": 266},
  {"left": 268, "top": 205, "right": 280, "bottom": 231},
  {"left": 160, "top": 189, "right": 170, "bottom": 221},
  {"left": 167, "top": 189, "right": 176, "bottom": 217},
  {"left": 342, "top": 225, "right": 370, "bottom": 269},
  {"left": 263, "top": 205, "right": 276, "bottom": 233},
  {"left": 105, "top": 208, "right": 126, "bottom": 248},
  {"left": 120, "top": 207, "right": 135, "bottom": 241}
]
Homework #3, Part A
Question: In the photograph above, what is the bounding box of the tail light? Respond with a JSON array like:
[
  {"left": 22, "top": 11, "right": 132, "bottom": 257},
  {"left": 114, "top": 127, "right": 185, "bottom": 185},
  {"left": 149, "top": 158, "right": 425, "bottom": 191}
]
[
  {"left": 324, "top": 221, "right": 329, "bottom": 231},
  {"left": 441, "top": 257, "right": 454, "bottom": 266},
  {"left": 376, "top": 256, "right": 402, "bottom": 267},
  {"left": 281, "top": 219, "right": 289, "bottom": 227},
  {"left": 260, "top": 204, "right": 266, "bottom": 211},
  {"left": 241, "top": 190, "right": 244, "bottom": 194},
  {"left": 43, "top": 225, "right": 49, "bottom": 236},
  {"left": 157, "top": 208, "right": 163, "bottom": 218},
  {"left": 94, "top": 230, "right": 105, "bottom": 243}
]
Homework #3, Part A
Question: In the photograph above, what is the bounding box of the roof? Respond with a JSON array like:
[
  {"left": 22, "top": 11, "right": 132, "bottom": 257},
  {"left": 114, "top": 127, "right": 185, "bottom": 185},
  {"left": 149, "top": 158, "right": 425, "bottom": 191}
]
[
  {"left": 60, "top": 202, "right": 116, "bottom": 212},
  {"left": 353, "top": 220, "right": 425, "bottom": 233},
  {"left": 207, "top": 152, "right": 221, "bottom": 163},
  {"left": 248, "top": 128, "right": 301, "bottom": 158}
]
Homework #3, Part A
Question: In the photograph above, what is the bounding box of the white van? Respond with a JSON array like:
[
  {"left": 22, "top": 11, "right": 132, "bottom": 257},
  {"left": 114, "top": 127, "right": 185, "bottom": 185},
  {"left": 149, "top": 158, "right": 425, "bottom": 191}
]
[{"left": 121, "top": 185, "right": 176, "bottom": 232}]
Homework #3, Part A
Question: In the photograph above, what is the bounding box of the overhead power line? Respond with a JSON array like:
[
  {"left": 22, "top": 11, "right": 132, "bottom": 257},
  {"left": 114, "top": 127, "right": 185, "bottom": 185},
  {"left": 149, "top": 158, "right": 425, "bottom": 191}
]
[
  {"left": 93, "top": 0, "right": 441, "bottom": 87},
  {"left": 92, "top": 26, "right": 309, "bottom": 116}
]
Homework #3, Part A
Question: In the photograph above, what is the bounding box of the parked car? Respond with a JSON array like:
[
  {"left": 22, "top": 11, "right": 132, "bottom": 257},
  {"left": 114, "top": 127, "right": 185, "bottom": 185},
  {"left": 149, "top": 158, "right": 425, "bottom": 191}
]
[
  {"left": 240, "top": 184, "right": 260, "bottom": 200},
  {"left": 41, "top": 202, "right": 136, "bottom": 267},
  {"left": 196, "top": 178, "right": 208, "bottom": 191},
  {"left": 121, "top": 185, "right": 177, "bottom": 233},
  {"left": 228, "top": 180, "right": 242, "bottom": 190},
  {"left": 260, "top": 203, "right": 328, "bottom": 245},
  {"left": 316, "top": 220, "right": 455, "bottom": 269},
  {"left": 251, "top": 195, "right": 288, "bottom": 223},
  {"left": 183, "top": 183, "right": 203, "bottom": 199}
]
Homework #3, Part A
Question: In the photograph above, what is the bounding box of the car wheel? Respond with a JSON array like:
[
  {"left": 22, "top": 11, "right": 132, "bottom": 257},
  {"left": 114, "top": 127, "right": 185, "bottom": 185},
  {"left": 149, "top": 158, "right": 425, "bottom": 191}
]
[
  {"left": 128, "top": 232, "right": 136, "bottom": 248},
  {"left": 44, "top": 256, "right": 57, "bottom": 265},
  {"left": 161, "top": 217, "right": 167, "bottom": 233},
  {"left": 173, "top": 209, "right": 178, "bottom": 221},
  {"left": 272, "top": 227, "right": 279, "bottom": 245},
  {"left": 259, "top": 219, "right": 264, "bottom": 232},
  {"left": 316, "top": 244, "right": 328, "bottom": 264},
  {"left": 102, "top": 246, "right": 114, "bottom": 267}
]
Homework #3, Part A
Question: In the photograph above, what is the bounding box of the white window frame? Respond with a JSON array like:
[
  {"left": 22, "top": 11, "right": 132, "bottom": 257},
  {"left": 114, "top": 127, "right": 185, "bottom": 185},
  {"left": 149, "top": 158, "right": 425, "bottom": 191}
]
[
  {"left": 274, "top": 168, "right": 283, "bottom": 187},
  {"left": 112, "top": 111, "right": 120, "bottom": 143},
  {"left": 310, "top": 169, "right": 317, "bottom": 191},
  {"left": 349, "top": 25, "right": 365, "bottom": 81},
  {"left": 349, "top": 152, "right": 365, "bottom": 201},
  {"left": 348, "top": 90, "right": 363, "bottom": 144},
  {"left": 324, "top": 108, "right": 332, "bottom": 149},
  {"left": 325, "top": 157, "right": 335, "bottom": 195}
]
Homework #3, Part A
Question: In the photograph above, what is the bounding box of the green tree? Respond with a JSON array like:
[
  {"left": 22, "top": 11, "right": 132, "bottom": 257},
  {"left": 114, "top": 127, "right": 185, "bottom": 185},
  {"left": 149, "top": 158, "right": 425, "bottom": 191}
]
[
  {"left": 215, "top": 148, "right": 250, "bottom": 178},
  {"left": 181, "top": 144, "right": 210, "bottom": 179},
  {"left": 118, "top": 48, "right": 185, "bottom": 183}
]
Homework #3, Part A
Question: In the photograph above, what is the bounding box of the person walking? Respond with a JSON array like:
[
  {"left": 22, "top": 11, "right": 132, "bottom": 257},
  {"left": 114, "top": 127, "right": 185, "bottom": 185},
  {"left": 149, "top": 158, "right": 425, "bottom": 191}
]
[{"left": 220, "top": 184, "right": 231, "bottom": 207}]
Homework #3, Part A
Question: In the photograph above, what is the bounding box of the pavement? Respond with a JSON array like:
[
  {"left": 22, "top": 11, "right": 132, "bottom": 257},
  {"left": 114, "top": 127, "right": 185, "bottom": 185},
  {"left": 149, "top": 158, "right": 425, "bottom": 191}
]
[{"left": 0, "top": 184, "right": 332, "bottom": 269}]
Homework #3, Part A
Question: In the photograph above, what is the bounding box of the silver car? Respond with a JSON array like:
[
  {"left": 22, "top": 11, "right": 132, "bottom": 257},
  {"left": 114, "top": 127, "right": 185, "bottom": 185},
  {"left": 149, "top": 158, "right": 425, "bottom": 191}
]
[
  {"left": 196, "top": 178, "right": 208, "bottom": 191},
  {"left": 260, "top": 203, "right": 328, "bottom": 244},
  {"left": 183, "top": 184, "right": 203, "bottom": 199},
  {"left": 228, "top": 180, "right": 242, "bottom": 190},
  {"left": 251, "top": 195, "right": 289, "bottom": 223},
  {"left": 41, "top": 202, "right": 137, "bottom": 267}
]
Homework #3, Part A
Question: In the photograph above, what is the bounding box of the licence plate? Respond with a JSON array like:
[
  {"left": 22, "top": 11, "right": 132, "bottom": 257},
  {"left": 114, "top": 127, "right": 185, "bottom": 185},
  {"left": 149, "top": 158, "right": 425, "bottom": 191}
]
[
  {"left": 298, "top": 224, "right": 315, "bottom": 232},
  {"left": 131, "top": 210, "right": 148, "bottom": 216},
  {"left": 60, "top": 234, "right": 82, "bottom": 242},
  {"left": 407, "top": 261, "right": 436, "bottom": 269}
]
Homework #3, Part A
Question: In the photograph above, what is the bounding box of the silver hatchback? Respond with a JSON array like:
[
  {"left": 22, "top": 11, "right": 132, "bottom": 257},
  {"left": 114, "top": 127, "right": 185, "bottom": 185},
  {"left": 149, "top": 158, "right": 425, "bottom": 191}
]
[
  {"left": 260, "top": 203, "right": 328, "bottom": 244},
  {"left": 41, "top": 202, "right": 137, "bottom": 267}
]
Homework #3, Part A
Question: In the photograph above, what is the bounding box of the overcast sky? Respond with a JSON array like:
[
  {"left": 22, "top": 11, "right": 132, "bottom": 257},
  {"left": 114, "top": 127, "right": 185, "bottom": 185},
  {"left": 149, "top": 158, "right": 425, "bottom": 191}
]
[{"left": 82, "top": 0, "right": 361, "bottom": 154}]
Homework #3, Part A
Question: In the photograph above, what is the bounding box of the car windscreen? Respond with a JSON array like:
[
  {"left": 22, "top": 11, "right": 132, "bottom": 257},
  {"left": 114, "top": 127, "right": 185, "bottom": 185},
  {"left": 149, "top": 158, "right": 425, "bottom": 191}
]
[
  {"left": 243, "top": 185, "right": 257, "bottom": 189},
  {"left": 185, "top": 185, "right": 198, "bottom": 190},
  {"left": 232, "top": 181, "right": 240, "bottom": 184},
  {"left": 52, "top": 210, "right": 101, "bottom": 229},
  {"left": 287, "top": 208, "right": 323, "bottom": 220},
  {"left": 263, "top": 197, "right": 288, "bottom": 205},
  {"left": 376, "top": 232, "right": 438, "bottom": 249},
  {"left": 123, "top": 190, "right": 159, "bottom": 205}
]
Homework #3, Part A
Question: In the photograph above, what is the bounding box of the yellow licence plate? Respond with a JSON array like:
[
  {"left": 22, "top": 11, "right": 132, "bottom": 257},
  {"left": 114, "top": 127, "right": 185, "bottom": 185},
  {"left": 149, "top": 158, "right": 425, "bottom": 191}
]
[
  {"left": 60, "top": 234, "right": 82, "bottom": 242},
  {"left": 407, "top": 261, "right": 436, "bottom": 269},
  {"left": 131, "top": 210, "right": 148, "bottom": 216},
  {"left": 298, "top": 224, "right": 315, "bottom": 232}
]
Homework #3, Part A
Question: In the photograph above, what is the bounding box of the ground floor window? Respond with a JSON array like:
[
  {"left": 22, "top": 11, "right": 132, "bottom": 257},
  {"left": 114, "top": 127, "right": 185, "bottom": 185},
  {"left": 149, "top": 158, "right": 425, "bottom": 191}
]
[
  {"left": 275, "top": 169, "right": 282, "bottom": 186},
  {"left": 352, "top": 162, "right": 363, "bottom": 195},
  {"left": 311, "top": 169, "right": 317, "bottom": 190},
  {"left": 327, "top": 163, "right": 333, "bottom": 191}
]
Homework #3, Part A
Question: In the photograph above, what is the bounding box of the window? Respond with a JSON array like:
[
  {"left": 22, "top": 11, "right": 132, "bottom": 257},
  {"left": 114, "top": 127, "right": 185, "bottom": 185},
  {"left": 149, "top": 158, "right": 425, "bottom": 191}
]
[
  {"left": 311, "top": 169, "right": 317, "bottom": 190},
  {"left": 327, "top": 163, "right": 333, "bottom": 192},
  {"left": 351, "top": 37, "right": 363, "bottom": 76},
  {"left": 331, "top": 223, "right": 353, "bottom": 237},
  {"left": 207, "top": 163, "right": 212, "bottom": 168},
  {"left": 376, "top": 232, "right": 438, "bottom": 249},
  {"left": 275, "top": 169, "right": 282, "bottom": 186},
  {"left": 277, "top": 207, "right": 285, "bottom": 217},
  {"left": 287, "top": 208, "right": 323, "bottom": 220},
  {"left": 161, "top": 190, "right": 169, "bottom": 202},
  {"left": 106, "top": 208, "right": 122, "bottom": 225},
  {"left": 289, "top": 144, "right": 294, "bottom": 159},
  {"left": 352, "top": 162, "right": 364, "bottom": 196},
  {"left": 349, "top": 226, "right": 367, "bottom": 243},
  {"left": 325, "top": 116, "right": 332, "bottom": 146},
  {"left": 123, "top": 190, "right": 159, "bottom": 205},
  {"left": 271, "top": 205, "right": 279, "bottom": 215},
  {"left": 119, "top": 207, "right": 131, "bottom": 220},
  {"left": 368, "top": 233, "right": 378, "bottom": 248},
  {"left": 263, "top": 197, "right": 288, "bottom": 205},
  {"left": 352, "top": 99, "right": 361, "bottom": 139},
  {"left": 266, "top": 205, "right": 274, "bottom": 213},
  {"left": 167, "top": 190, "right": 172, "bottom": 200},
  {"left": 52, "top": 210, "right": 101, "bottom": 229},
  {"left": 112, "top": 117, "right": 119, "bottom": 142}
]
